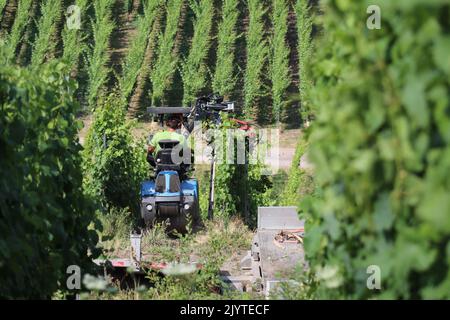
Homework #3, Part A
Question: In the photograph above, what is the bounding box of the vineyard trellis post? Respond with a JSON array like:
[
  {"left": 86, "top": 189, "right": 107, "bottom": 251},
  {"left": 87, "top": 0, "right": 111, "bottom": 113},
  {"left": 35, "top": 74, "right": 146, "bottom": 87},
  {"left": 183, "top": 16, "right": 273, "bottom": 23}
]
[{"left": 207, "top": 147, "right": 215, "bottom": 220}]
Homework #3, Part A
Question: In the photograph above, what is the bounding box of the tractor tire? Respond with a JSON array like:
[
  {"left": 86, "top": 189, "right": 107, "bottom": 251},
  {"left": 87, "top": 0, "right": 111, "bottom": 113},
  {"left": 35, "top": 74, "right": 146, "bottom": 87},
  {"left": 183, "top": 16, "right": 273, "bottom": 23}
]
[
  {"left": 191, "top": 197, "right": 203, "bottom": 231},
  {"left": 168, "top": 213, "right": 188, "bottom": 234}
]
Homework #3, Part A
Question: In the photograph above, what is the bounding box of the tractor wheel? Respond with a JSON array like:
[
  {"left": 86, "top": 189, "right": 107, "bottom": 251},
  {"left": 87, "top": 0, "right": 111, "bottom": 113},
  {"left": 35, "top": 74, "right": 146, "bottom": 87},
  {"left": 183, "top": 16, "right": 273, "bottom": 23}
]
[
  {"left": 143, "top": 217, "right": 153, "bottom": 229},
  {"left": 168, "top": 213, "right": 188, "bottom": 234},
  {"left": 191, "top": 197, "right": 203, "bottom": 231}
]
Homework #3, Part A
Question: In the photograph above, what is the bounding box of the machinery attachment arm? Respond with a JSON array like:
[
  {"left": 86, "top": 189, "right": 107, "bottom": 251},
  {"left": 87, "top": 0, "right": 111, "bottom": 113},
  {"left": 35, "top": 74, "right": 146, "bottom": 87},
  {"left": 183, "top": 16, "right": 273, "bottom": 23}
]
[{"left": 147, "top": 94, "right": 235, "bottom": 134}]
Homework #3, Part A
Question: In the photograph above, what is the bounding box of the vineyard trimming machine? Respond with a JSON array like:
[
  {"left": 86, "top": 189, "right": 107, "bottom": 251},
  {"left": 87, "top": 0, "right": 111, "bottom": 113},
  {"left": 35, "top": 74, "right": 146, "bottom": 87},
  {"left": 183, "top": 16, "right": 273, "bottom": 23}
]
[
  {"left": 141, "top": 94, "right": 236, "bottom": 232},
  {"left": 95, "top": 95, "right": 306, "bottom": 296}
]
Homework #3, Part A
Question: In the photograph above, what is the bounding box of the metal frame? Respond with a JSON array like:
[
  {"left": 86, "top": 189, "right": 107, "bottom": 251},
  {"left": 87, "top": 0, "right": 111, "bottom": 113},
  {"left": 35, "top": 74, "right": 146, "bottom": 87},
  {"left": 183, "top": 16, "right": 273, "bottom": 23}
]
[{"left": 147, "top": 107, "right": 192, "bottom": 115}]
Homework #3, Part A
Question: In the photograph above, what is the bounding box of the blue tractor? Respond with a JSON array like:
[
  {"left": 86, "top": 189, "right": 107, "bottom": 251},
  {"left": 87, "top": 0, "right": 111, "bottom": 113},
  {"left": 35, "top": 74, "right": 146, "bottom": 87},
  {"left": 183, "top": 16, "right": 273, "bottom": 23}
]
[{"left": 140, "top": 95, "right": 234, "bottom": 233}]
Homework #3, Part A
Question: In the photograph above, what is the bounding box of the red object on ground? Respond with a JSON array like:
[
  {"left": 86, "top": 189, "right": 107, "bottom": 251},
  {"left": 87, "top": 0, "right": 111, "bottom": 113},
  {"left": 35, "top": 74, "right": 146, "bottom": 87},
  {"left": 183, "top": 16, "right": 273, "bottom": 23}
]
[
  {"left": 231, "top": 118, "right": 252, "bottom": 131},
  {"left": 144, "top": 262, "right": 203, "bottom": 271}
]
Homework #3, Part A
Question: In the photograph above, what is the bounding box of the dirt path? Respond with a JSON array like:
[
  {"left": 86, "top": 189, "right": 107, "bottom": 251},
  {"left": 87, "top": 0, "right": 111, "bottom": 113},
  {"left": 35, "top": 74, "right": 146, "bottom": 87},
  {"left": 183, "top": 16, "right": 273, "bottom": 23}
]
[
  {"left": 287, "top": 3, "right": 299, "bottom": 88},
  {"left": 108, "top": 0, "right": 139, "bottom": 88},
  {"left": 127, "top": 0, "right": 176, "bottom": 117},
  {"left": 16, "top": 0, "right": 40, "bottom": 65},
  {"left": 127, "top": 16, "right": 162, "bottom": 117},
  {"left": 78, "top": 115, "right": 92, "bottom": 146},
  {"left": 266, "top": 128, "right": 301, "bottom": 171},
  {"left": 0, "top": 0, "right": 17, "bottom": 38}
]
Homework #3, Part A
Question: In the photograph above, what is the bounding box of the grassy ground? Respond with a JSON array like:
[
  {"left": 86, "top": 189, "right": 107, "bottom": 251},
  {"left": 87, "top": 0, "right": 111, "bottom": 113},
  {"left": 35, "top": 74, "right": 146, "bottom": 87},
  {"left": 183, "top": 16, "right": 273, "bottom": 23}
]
[{"left": 86, "top": 217, "right": 258, "bottom": 299}]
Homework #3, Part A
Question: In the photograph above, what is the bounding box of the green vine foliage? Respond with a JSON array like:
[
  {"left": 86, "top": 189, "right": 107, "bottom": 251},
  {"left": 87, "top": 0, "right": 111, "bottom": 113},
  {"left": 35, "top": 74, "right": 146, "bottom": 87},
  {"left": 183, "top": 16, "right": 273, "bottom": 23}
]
[
  {"left": 212, "top": 116, "right": 273, "bottom": 224},
  {"left": 243, "top": 0, "right": 268, "bottom": 117},
  {"left": 280, "top": 130, "right": 316, "bottom": 210},
  {"left": 120, "top": 0, "right": 163, "bottom": 101},
  {"left": 86, "top": 0, "right": 115, "bottom": 108},
  {"left": 62, "top": 0, "right": 89, "bottom": 72},
  {"left": 270, "top": 0, "right": 291, "bottom": 123},
  {"left": 181, "top": 0, "right": 214, "bottom": 106},
  {"left": 1, "top": 0, "right": 33, "bottom": 63},
  {"left": 212, "top": 116, "right": 239, "bottom": 218},
  {"left": 244, "top": 161, "right": 274, "bottom": 227},
  {"left": 31, "top": 0, "right": 62, "bottom": 66},
  {"left": 305, "top": 1, "right": 450, "bottom": 299},
  {"left": 0, "top": 60, "right": 99, "bottom": 299},
  {"left": 151, "top": 0, "right": 184, "bottom": 106},
  {"left": 295, "top": 0, "right": 314, "bottom": 123},
  {"left": 0, "top": 1, "right": 7, "bottom": 17},
  {"left": 212, "top": 0, "right": 240, "bottom": 97},
  {"left": 82, "top": 94, "right": 147, "bottom": 215}
]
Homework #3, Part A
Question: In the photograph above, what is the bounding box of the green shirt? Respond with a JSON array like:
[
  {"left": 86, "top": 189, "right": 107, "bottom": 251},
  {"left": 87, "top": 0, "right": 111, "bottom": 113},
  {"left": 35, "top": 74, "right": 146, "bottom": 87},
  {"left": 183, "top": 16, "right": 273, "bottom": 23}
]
[{"left": 149, "top": 130, "right": 187, "bottom": 155}]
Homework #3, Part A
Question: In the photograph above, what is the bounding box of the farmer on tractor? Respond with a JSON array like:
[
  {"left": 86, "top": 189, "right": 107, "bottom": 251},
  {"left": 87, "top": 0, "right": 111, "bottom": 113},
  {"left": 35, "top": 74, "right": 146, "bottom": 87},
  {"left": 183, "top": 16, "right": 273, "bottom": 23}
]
[
  {"left": 146, "top": 114, "right": 188, "bottom": 167},
  {"left": 141, "top": 96, "right": 235, "bottom": 231}
]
